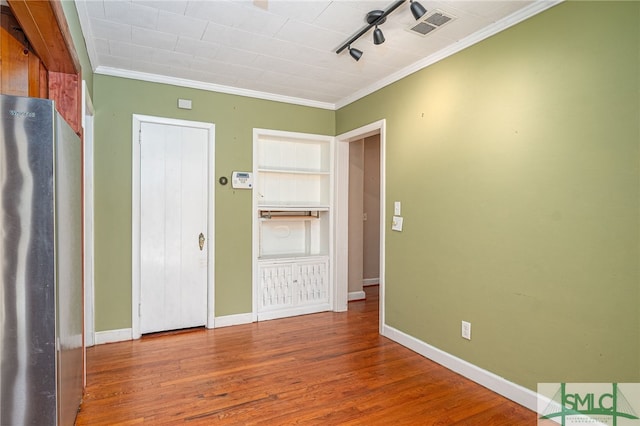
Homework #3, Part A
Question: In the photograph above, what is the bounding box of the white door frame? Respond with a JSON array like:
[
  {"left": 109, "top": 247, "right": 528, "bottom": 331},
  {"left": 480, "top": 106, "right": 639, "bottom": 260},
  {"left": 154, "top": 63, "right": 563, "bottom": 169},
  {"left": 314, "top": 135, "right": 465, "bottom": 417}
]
[
  {"left": 82, "top": 81, "right": 95, "bottom": 389},
  {"left": 132, "top": 114, "right": 215, "bottom": 339},
  {"left": 335, "top": 120, "right": 386, "bottom": 332}
]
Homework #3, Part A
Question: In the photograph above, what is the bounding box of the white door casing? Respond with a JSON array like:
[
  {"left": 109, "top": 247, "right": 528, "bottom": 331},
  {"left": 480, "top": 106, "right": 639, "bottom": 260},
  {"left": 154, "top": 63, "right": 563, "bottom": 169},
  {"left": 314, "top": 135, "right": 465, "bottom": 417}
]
[
  {"left": 335, "top": 120, "right": 386, "bottom": 332},
  {"left": 82, "top": 80, "right": 95, "bottom": 352},
  {"left": 132, "top": 115, "right": 215, "bottom": 339}
]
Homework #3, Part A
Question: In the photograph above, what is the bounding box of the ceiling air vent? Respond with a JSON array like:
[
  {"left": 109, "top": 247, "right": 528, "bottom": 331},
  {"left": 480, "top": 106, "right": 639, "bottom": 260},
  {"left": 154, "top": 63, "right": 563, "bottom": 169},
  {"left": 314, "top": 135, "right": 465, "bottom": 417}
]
[{"left": 407, "top": 9, "right": 456, "bottom": 37}]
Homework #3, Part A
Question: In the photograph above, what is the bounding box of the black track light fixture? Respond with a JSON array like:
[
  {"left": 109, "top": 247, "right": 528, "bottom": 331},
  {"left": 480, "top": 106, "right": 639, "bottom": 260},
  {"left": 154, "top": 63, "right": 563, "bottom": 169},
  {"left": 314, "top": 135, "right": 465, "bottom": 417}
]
[
  {"left": 410, "top": 0, "right": 427, "bottom": 20},
  {"left": 336, "top": 0, "right": 427, "bottom": 61},
  {"left": 373, "top": 26, "right": 385, "bottom": 45},
  {"left": 348, "top": 46, "right": 363, "bottom": 61},
  {"left": 335, "top": 0, "right": 403, "bottom": 57}
]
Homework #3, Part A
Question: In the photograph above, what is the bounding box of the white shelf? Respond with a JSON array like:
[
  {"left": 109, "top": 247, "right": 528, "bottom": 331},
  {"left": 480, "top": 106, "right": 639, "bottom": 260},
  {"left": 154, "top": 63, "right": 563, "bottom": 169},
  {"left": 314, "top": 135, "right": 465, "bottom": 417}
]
[
  {"left": 259, "top": 210, "right": 320, "bottom": 222},
  {"left": 259, "top": 216, "right": 316, "bottom": 221},
  {"left": 258, "top": 204, "right": 330, "bottom": 211},
  {"left": 258, "top": 206, "right": 329, "bottom": 212},
  {"left": 257, "top": 167, "right": 329, "bottom": 175},
  {"left": 258, "top": 253, "right": 328, "bottom": 261}
]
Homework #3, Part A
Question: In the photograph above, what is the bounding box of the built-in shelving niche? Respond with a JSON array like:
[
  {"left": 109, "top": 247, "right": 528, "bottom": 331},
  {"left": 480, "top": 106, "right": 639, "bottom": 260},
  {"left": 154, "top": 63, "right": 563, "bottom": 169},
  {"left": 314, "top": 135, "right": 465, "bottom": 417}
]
[{"left": 253, "top": 129, "right": 333, "bottom": 321}]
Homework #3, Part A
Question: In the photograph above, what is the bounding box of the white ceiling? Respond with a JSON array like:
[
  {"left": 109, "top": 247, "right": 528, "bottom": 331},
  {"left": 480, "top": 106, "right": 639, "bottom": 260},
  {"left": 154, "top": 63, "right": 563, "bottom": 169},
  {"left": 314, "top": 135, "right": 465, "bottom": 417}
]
[{"left": 74, "top": 0, "right": 559, "bottom": 109}]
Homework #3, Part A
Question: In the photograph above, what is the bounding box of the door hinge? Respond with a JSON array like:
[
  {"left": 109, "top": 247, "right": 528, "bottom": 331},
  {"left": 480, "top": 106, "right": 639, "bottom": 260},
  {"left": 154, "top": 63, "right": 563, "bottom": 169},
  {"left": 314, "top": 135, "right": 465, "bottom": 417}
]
[{"left": 138, "top": 303, "right": 142, "bottom": 317}]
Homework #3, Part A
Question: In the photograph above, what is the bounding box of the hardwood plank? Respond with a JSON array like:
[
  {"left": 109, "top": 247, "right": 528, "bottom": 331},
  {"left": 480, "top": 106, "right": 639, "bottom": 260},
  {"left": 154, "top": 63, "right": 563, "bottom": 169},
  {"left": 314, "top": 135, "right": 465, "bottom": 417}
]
[{"left": 77, "top": 286, "right": 536, "bottom": 424}]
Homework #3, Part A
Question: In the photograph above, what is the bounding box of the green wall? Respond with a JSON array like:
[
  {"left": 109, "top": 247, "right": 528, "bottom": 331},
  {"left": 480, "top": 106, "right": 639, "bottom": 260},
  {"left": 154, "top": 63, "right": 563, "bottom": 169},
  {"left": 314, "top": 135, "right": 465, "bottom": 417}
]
[
  {"left": 89, "top": 0, "right": 638, "bottom": 393},
  {"left": 93, "top": 75, "right": 334, "bottom": 330},
  {"left": 337, "top": 1, "right": 639, "bottom": 389}
]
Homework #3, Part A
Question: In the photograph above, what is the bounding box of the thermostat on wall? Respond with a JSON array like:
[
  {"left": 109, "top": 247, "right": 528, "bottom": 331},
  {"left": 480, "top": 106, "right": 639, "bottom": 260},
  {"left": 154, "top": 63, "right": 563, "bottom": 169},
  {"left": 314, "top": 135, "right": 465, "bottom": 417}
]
[{"left": 231, "top": 171, "right": 253, "bottom": 189}]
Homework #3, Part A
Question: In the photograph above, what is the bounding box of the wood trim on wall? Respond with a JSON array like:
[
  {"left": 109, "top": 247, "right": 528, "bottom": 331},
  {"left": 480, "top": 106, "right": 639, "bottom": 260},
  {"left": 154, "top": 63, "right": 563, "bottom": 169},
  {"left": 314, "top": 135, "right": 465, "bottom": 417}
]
[
  {"left": 7, "top": 0, "right": 79, "bottom": 73},
  {"left": 7, "top": 0, "right": 82, "bottom": 134},
  {"left": 49, "top": 0, "right": 81, "bottom": 73},
  {"left": 49, "top": 70, "right": 81, "bottom": 132}
]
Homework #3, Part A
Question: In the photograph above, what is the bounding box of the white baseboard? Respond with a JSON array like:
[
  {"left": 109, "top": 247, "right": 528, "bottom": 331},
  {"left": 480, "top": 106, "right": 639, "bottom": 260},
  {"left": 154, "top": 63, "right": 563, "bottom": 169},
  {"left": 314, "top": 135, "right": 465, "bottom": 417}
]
[
  {"left": 257, "top": 304, "right": 331, "bottom": 322},
  {"left": 85, "top": 332, "right": 95, "bottom": 347},
  {"left": 214, "top": 312, "right": 253, "bottom": 328},
  {"left": 95, "top": 328, "right": 132, "bottom": 345},
  {"left": 348, "top": 291, "right": 366, "bottom": 301},
  {"left": 363, "top": 278, "right": 379, "bottom": 286},
  {"left": 382, "top": 324, "right": 538, "bottom": 411},
  {"left": 93, "top": 315, "right": 255, "bottom": 343}
]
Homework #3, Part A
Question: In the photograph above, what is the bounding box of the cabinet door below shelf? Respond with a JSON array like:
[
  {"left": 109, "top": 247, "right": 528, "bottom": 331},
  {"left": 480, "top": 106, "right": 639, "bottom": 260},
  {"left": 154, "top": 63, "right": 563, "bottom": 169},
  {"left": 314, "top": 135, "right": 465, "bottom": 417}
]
[
  {"left": 259, "top": 263, "right": 294, "bottom": 311},
  {"left": 295, "top": 260, "right": 329, "bottom": 306},
  {"left": 258, "top": 259, "right": 329, "bottom": 315}
]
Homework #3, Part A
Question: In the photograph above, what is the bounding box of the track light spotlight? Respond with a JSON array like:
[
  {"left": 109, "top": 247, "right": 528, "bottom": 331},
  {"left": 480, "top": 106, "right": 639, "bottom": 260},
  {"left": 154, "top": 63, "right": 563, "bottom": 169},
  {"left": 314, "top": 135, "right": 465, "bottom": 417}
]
[
  {"left": 349, "top": 46, "right": 363, "bottom": 61},
  {"left": 410, "top": 0, "right": 427, "bottom": 20},
  {"left": 373, "top": 26, "right": 385, "bottom": 45},
  {"left": 336, "top": 0, "right": 419, "bottom": 61}
]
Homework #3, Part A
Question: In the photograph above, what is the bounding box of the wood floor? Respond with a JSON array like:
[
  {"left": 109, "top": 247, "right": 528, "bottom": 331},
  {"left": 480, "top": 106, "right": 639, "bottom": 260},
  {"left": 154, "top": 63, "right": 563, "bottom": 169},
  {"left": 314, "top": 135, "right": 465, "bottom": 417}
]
[{"left": 76, "top": 286, "right": 536, "bottom": 425}]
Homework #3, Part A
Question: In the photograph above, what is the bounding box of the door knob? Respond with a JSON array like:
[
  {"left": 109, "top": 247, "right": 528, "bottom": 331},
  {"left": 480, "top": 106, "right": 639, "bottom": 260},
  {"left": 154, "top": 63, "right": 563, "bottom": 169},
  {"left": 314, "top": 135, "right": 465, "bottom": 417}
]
[{"left": 199, "top": 233, "right": 205, "bottom": 251}]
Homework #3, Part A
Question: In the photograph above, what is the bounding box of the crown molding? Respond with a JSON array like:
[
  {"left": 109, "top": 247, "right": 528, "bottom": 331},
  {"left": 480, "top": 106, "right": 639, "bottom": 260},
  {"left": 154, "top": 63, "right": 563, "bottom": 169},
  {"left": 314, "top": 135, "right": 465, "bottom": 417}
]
[
  {"left": 95, "top": 66, "right": 336, "bottom": 110},
  {"left": 80, "top": 0, "right": 562, "bottom": 112},
  {"left": 334, "top": 0, "right": 564, "bottom": 110},
  {"left": 76, "top": 0, "right": 336, "bottom": 109}
]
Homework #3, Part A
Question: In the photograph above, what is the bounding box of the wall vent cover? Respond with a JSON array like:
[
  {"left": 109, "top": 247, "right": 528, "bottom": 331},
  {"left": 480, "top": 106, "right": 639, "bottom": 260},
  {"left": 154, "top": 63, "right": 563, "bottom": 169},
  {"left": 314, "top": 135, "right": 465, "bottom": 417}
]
[{"left": 407, "top": 9, "right": 456, "bottom": 36}]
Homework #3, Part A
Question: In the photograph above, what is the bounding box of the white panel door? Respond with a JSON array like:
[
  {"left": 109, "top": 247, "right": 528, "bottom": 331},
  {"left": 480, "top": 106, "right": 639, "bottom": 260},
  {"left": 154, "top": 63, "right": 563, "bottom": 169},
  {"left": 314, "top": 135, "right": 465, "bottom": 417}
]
[{"left": 139, "top": 122, "right": 208, "bottom": 334}]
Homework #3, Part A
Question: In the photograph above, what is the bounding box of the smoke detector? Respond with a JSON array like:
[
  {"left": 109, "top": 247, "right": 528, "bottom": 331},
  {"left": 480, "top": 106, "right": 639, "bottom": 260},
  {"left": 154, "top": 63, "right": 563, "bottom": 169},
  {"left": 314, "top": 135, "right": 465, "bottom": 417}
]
[{"left": 407, "top": 9, "right": 456, "bottom": 36}]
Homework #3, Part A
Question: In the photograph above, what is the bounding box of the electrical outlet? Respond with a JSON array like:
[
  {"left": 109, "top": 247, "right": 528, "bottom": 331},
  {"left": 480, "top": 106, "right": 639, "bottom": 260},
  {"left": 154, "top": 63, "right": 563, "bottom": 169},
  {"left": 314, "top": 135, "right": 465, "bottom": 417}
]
[{"left": 461, "top": 321, "right": 471, "bottom": 340}]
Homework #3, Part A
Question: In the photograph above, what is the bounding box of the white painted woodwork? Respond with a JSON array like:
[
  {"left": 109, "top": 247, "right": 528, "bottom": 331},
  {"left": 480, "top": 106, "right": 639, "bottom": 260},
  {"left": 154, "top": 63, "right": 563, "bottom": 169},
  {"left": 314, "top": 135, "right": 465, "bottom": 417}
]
[
  {"left": 139, "top": 122, "right": 208, "bottom": 334},
  {"left": 253, "top": 129, "right": 334, "bottom": 321},
  {"left": 335, "top": 120, "right": 386, "bottom": 331},
  {"left": 82, "top": 80, "right": 96, "bottom": 351},
  {"left": 256, "top": 134, "right": 331, "bottom": 208},
  {"left": 259, "top": 259, "right": 329, "bottom": 310}
]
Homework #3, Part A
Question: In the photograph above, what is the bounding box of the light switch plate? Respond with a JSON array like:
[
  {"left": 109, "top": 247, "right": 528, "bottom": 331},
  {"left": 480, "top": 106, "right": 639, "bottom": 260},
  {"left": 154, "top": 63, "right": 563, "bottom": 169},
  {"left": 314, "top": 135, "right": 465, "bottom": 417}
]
[
  {"left": 394, "top": 201, "right": 401, "bottom": 216},
  {"left": 392, "top": 215, "right": 403, "bottom": 231}
]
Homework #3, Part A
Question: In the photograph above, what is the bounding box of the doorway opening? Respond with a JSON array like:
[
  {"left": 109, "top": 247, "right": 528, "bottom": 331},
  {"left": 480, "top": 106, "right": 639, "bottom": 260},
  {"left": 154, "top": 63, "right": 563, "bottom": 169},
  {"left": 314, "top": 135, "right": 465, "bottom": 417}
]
[
  {"left": 335, "top": 120, "right": 386, "bottom": 333},
  {"left": 348, "top": 135, "right": 381, "bottom": 301}
]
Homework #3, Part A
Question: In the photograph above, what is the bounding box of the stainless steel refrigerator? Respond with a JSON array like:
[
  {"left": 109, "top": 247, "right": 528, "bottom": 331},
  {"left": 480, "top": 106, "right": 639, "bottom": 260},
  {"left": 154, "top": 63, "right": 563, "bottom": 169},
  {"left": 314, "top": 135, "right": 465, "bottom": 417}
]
[{"left": 0, "top": 94, "right": 83, "bottom": 425}]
